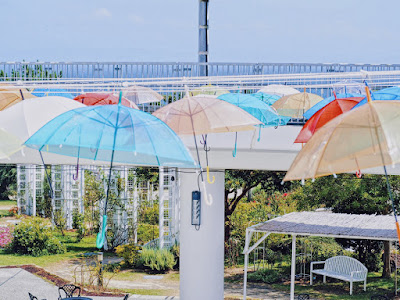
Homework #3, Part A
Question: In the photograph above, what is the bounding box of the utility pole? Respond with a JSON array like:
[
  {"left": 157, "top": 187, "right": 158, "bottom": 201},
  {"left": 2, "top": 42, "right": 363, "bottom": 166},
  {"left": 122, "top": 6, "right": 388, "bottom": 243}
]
[{"left": 198, "top": 0, "right": 209, "bottom": 76}]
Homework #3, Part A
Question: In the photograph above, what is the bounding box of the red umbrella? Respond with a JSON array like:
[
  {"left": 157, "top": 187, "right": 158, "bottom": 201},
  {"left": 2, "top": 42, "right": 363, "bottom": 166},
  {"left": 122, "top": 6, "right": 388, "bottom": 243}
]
[
  {"left": 74, "top": 93, "right": 139, "bottom": 109},
  {"left": 294, "top": 96, "right": 364, "bottom": 144}
]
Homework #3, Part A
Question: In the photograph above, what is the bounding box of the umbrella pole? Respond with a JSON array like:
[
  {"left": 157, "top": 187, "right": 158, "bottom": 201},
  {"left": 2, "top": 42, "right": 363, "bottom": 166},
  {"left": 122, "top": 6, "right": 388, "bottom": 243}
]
[
  {"left": 383, "top": 166, "right": 400, "bottom": 243},
  {"left": 193, "top": 133, "right": 204, "bottom": 182}
]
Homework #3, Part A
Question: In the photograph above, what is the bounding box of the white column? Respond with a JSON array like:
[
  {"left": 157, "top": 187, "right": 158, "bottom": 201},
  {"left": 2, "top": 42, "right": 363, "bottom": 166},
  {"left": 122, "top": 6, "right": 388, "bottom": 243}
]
[
  {"left": 180, "top": 170, "right": 225, "bottom": 300},
  {"left": 291, "top": 235, "right": 297, "bottom": 300}
]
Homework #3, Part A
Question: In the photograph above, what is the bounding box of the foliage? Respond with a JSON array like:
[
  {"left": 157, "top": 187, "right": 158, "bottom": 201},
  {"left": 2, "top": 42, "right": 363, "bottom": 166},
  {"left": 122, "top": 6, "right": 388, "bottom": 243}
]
[
  {"left": 0, "top": 166, "right": 16, "bottom": 200},
  {"left": 0, "top": 227, "right": 13, "bottom": 248},
  {"left": 170, "top": 244, "right": 180, "bottom": 269},
  {"left": 8, "top": 206, "right": 18, "bottom": 217},
  {"left": 139, "top": 202, "right": 159, "bottom": 225},
  {"left": 137, "top": 224, "right": 159, "bottom": 245},
  {"left": 115, "top": 244, "right": 141, "bottom": 268},
  {"left": 139, "top": 248, "right": 175, "bottom": 272},
  {"left": 72, "top": 213, "right": 85, "bottom": 242},
  {"left": 10, "top": 217, "right": 66, "bottom": 256},
  {"left": 247, "top": 268, "right": 281, "bottom": 283},
  {"left": 83, "top": 170, "right": 103, "bottom": 235},
  {"left": 53, "top": 210, "right": 66, "bottom": 236},
  {"left": 38, "top": 167, "right": 53, "bottom": 218}
]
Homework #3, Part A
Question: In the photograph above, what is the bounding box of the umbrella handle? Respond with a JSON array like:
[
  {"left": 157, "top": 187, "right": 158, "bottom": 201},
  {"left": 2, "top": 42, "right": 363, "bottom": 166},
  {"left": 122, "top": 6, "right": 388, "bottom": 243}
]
[
  {"left": 96, "top": 215, "right": 107, "bottom": 249},
  {"left": 206, "top": 166, "right": 215, "bottom": 184},
  {"left": 72, "top": 164, "right": 79, "bottom": 180},
  {"left": 232, "top": 132, "right": 237, "bottom": 157},
  {"left": 396, "top": 221, "right": 400, "bottom": 245},
  {"left": 257, "top": 127, "right": 261, "bottom": 142},
  {"left": 356, "top": 170, "right": 362, "bottom": 178}
]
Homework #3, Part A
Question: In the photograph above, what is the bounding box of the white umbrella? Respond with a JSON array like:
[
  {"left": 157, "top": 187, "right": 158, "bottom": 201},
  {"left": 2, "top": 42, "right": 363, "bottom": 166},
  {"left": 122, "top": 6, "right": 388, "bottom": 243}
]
[
  {"left": 122, "top": 85, "right": 163, "bottom": 104},
  {"left": 257, "top": 84, "right": 300, "bottom": 97}
]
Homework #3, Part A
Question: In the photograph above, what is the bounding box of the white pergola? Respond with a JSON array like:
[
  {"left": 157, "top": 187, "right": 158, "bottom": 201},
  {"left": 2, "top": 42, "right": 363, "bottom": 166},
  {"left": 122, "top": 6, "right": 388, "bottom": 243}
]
[{"left": 243, "top": 212, "right": 399, "bottom": 300}]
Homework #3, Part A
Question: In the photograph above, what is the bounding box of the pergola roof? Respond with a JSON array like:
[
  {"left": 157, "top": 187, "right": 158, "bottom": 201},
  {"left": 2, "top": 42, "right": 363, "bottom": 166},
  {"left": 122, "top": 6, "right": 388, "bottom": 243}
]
[{"left": 250, "top": 211, "right": 398, "bottom": 241}]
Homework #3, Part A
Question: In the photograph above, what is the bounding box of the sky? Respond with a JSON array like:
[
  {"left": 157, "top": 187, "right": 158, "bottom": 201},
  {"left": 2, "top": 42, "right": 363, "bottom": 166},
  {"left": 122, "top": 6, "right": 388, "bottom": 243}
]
[{"left": 1, "top": 0, "right": 399, "bottom": 64}]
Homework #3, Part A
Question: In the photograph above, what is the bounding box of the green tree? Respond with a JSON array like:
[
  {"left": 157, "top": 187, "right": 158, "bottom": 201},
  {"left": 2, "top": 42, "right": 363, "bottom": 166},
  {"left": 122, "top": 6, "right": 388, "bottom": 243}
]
[{"left": 0, "top": 166, "right": 16, "bottom": 200}]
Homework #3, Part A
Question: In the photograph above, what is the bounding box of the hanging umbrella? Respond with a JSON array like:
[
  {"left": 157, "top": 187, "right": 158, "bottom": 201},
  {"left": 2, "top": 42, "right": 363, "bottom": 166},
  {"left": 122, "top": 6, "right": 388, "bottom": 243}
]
[
  {"left": 272, "top": 91, "right": 323, "bottom": 118},
  {"left": 251, "top": 92, "right": 280, "bottom": 106},
  {"left": 284, "top": 90, "right": 400, "bottom": 243},
  {"left": 152, "top": 95, "right": 261, "bottom": 183},
  {"left": 25, "top": 94, "right": 196, "bottom": 248},
  {"left": 74, "top": 93, "right": 139, "bottom": 109},
  {"left": 32, "top": 88, "right": 75, "bottom": 99},
  {"left": 189, "top": 84, "right": 230, "bottom": 97},
  {"left": 303, "top": 93, "right": 363, "bottom": 119},
  {"left": 0, "top": 129, "right": 24, "bottom": 159},
  {"left": 294, "top": 96, "right": 364, "bottom": 144},
  {"left": 332, "top": 80, "right": 366, "bottom": 95},
  {"left": 352, "top": 86, "right": 400, "bottom": 110},
  {"left": 0, "top": 86, "right": 36, "bottom": 110},
  {"left": 257, "top": 84, "right": 299, "bottom": 97},
  {"left": 122, "top": 85, "right": 163, "bottom": 104}
]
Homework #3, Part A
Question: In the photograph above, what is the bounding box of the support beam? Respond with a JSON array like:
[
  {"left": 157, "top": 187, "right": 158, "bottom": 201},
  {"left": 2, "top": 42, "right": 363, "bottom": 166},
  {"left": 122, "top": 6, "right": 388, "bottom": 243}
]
[
  {"left": 198, "top": 0, "right": 209, "bottom": 76},
  {"left": 291, "top": 235, "right": 297, "bottom": 300},
  {"left": 180, "top": 170, "right": 224, "bottom": 300}
]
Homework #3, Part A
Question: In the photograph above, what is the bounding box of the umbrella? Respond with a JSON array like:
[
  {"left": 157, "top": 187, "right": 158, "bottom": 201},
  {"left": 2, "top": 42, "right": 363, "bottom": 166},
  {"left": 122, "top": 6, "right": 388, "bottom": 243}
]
[
  {"left": 271, "top": 91, "right": 323, "bottom": 119},
  {"left": 332, "top": 80, "right": 366, "bottom": 95},
  {"left": 32, "top": 88, "right": 75, "bottom": 99},
  {"left": 251, "top": 92, "right": 280, "bottom": 106},
  {"left": 122, "top": 85, "right": 163, "bottom": 104},
  {"left": 74, "top": 93, "right": 139, "bottom": 109},
  {"left": 25, "top": 93, "right": 196, "bottom": 248},
  {"left": 152, "top": 95, "right": 261, "bottom": 183},
  {"left": 352, "top": 86, "right": 400, "bottom": 110},
  {"left": 257, "top": 84, "right": 299, "bottom": 97},
  {"left": 303, "top": 93, "right": 363, "bottom": 119},
  {"left": 284, "top": 90, "right": 400, "bottom": 242},
  {"left": 218, "top": 93, "right": 290, "bottom": 155},
  {"left": 0, "top": 85, "right": 36, "bottom": 110},
  {"left": 0, "top": 129, "right": 24, "bottom": 159},
  {"left": 294, "top": 96, "right": 364, "bottom": 144},
  {"left": 189, "top": 84, "right": 230, "bottom": 97}
]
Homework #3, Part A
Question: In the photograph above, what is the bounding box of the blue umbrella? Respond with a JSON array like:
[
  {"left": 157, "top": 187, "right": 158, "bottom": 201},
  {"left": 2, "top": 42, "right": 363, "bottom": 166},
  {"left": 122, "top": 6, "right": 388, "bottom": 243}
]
[
  {"left": 352, "top": 86, "right": 400, "bottom": 110},
  {"left": 32, "top": 88, "right": 75, "bottom": 99},
  {"left": 251, "top": 92, "right": 280, "bottom": 105},
  {"left": 25, "top": 93, "right": 196, "bottom": 248},
  {"left": 303, "top": 93, "right": 363, "bottom": 119},
  {"left": 217, "top": 93, "right": 290, "bottom": 156}
]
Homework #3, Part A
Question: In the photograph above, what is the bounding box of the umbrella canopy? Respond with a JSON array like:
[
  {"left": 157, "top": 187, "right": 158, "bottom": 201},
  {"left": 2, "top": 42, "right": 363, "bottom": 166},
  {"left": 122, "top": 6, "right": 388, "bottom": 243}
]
[
  {"left": 257, "top": 84, "right": 299, "bottom": 97},
  {"left": 189, "top": 84, "right": 230, "bottom": 97},
  {"left": 122, "top": 86, "right": 163, "bottom": 104},
  {"left": 0, "top": 129, "right": 24, "bottom": 159},
  {"left": 74, "top": 93, "right": 139, "bottom": 109},
  {"left": 352, "top": 86, "right": 400, "bottom": 110},
  {"left": 272, "top": 92, "right": 323, "bottom": 118},
  {"left": 25, "top": 104, "right": 196, "bottom": 168},
  {"left": 217, "top": 93, "right": 290, "bottom": 127},
  {"left": 294, "top": 97, "right": 364, "bottom": 144},
  {"left": 303, "top": 93, "right": 363, "bottom": 119},
  {"left": 32, "top": 88, "right": 75, "bottom": 99},
  {"left": 0, "top": 85, "right": 36, "bottom": 110},
  {"left": 251, "top": 92, "right": 280, "bottom": 106},
  {"left": 152, "top": 95, "right": 261, "bottom": 135},
  {"left": 284, "top": 100, "right": 400, "bottom": 181}
]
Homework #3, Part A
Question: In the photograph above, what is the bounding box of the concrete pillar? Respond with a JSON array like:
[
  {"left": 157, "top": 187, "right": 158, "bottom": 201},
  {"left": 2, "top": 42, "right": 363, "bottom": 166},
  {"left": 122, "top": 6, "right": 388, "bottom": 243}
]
[
  {"left": 180, "top": 170, "right": 224, "bottom": 300},
  {"left": 199, "top": 0, "right": 209, "bottom": 76}
]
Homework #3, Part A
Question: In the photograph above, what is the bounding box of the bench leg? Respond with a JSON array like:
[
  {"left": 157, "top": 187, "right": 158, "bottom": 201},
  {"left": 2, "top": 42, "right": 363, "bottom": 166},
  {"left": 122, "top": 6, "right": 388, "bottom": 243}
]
[
  {"left": 350, "top": 281, "right": 353, "bottom": 295},
  {"left": 364, "top": 279, "right": 366, "bottom": 291},
  {"left": 310, "top": 272, "right": 313, "bottom": 285},
  {"left": 323, "top": 275, "right": 326, "bottom": 283}
]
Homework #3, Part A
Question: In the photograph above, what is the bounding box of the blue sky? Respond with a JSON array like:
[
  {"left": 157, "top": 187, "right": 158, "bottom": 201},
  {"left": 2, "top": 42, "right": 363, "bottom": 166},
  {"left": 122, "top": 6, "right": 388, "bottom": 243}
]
[{"left": 1, "top": 0, "right": 399, "bottom": 63}]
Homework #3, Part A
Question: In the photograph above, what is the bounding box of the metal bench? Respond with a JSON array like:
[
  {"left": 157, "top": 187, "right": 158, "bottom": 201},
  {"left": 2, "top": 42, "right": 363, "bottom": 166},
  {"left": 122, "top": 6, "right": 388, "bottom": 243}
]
[{"left": 310, "top": 255, "right": 367, "bottom": 295}]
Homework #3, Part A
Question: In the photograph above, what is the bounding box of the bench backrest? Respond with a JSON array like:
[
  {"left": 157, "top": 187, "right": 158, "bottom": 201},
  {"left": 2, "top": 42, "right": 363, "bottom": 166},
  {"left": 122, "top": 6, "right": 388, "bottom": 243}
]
[{"left": 324, "top": 256, "right": 367, "bottom": 279}]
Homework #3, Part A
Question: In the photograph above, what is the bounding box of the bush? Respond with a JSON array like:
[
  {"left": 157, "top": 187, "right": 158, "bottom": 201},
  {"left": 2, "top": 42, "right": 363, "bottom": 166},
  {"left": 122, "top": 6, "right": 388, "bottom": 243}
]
[
  {"left": 115, "top": 244, "right": 141, "bottom": 268},
  {"left": 248, "top": 268, "right": 281, "bottom": 283},
  {"left": 72, "top": 213, "right": 85, "bottom": 242},
  {"left": 10, "top": 217, "right": 66, "bottom": 256},
  {"left": 137, "top": 224, "right": 159, "bottom": 245},
  {"left": 170, "top": 244, "right": 180, "bottom": 270},
  {"left": 139, "top": 248, "right": 175, "bottom": 272},
  {"left": 0, "top": 227, "right": 12, "bottom": 248}
]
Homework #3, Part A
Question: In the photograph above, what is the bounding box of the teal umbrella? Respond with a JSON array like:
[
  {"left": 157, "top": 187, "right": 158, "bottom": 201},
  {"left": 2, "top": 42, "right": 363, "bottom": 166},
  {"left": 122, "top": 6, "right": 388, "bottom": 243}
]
[
  {"left": 25, "top": 92, "right": 196, "bottom": 248},
  {"left": 252, "top": 92, "right": 280, "bottom": 105}
]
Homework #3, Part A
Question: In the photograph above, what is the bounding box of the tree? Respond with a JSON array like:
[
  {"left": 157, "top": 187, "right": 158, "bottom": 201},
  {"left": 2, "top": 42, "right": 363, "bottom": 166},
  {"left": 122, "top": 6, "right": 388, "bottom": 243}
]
[
  {"left": 0, "top": 165, "right": 16, "bottom": 200},
  {"left": 224, "top": 170, "right": 287, "bottom": 244},
  {"left": 293, "top": 173, "right": 400, "bottom": 277}
]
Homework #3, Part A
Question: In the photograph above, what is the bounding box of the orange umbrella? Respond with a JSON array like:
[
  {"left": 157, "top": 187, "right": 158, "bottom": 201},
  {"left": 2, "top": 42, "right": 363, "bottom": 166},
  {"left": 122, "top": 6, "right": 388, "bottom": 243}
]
[
  {"left": 74, "top": 93, "right": 139, "bottom": 109},
  {"left": 294, "top": 96, "right": 364, "bottom": 143}
]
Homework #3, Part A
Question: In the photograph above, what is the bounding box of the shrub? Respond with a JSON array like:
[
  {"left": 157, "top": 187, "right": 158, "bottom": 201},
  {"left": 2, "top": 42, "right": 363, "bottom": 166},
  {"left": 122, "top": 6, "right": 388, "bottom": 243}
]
[
  {"left": 0, "top": 227, "right": 12, "bottom": 248},
  {"left": 137, "top": 224, "right": 159, "bottom": 245},
  {"left": 139, "top": 248, "right": 175, "bottom": 272},
  {"left": 170, "top": 244, "right": 180, "bottom": 269},
  {"left": 10, "top": 217, "right": 66, "bottom": 256},
  {"left": 8, "top": 207, "right": 18, "bottom": 217},
  {"left": 72, "top": 213, "right": 85, "bottom": 242},
  {"left": 115, "top": 244, "right": 141, "bottom": 268},
  {"left": 248, "top": 268, "right": 280, "bottom": 283},
  {"left": 53, "top": 210, "right": 66, "bottom": 236}
]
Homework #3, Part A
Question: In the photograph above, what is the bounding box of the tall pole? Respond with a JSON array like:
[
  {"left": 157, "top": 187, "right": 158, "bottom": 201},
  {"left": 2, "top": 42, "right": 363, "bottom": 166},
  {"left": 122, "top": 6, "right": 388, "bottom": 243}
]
[{"left": 199, "top": 0, "right": 209, "bottom": 76}]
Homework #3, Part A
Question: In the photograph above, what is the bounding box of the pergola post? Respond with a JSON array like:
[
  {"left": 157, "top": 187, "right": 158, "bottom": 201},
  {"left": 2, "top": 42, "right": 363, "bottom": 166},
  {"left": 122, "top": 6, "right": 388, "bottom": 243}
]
[{"left": 291, "top": 234, "right": 297, "bottom": 300}]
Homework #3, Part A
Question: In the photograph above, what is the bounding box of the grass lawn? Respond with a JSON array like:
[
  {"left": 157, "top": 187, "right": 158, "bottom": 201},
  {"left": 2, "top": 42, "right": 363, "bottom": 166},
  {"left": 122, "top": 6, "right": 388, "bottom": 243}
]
[
  {"left": 122, "top": 289, "right": 177, "bottom": 296},
  {"left": 271, "top": 272, "right": 395, "bottom": 299},
  {"left": 109, "top": 269, "right": 179, "bottom": 282},
  {"left": 0, "top": 200, "right": 17, "bottom": 207},
  {"left": 0, "top": 232, "right": 100, "bottom": 268}
]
